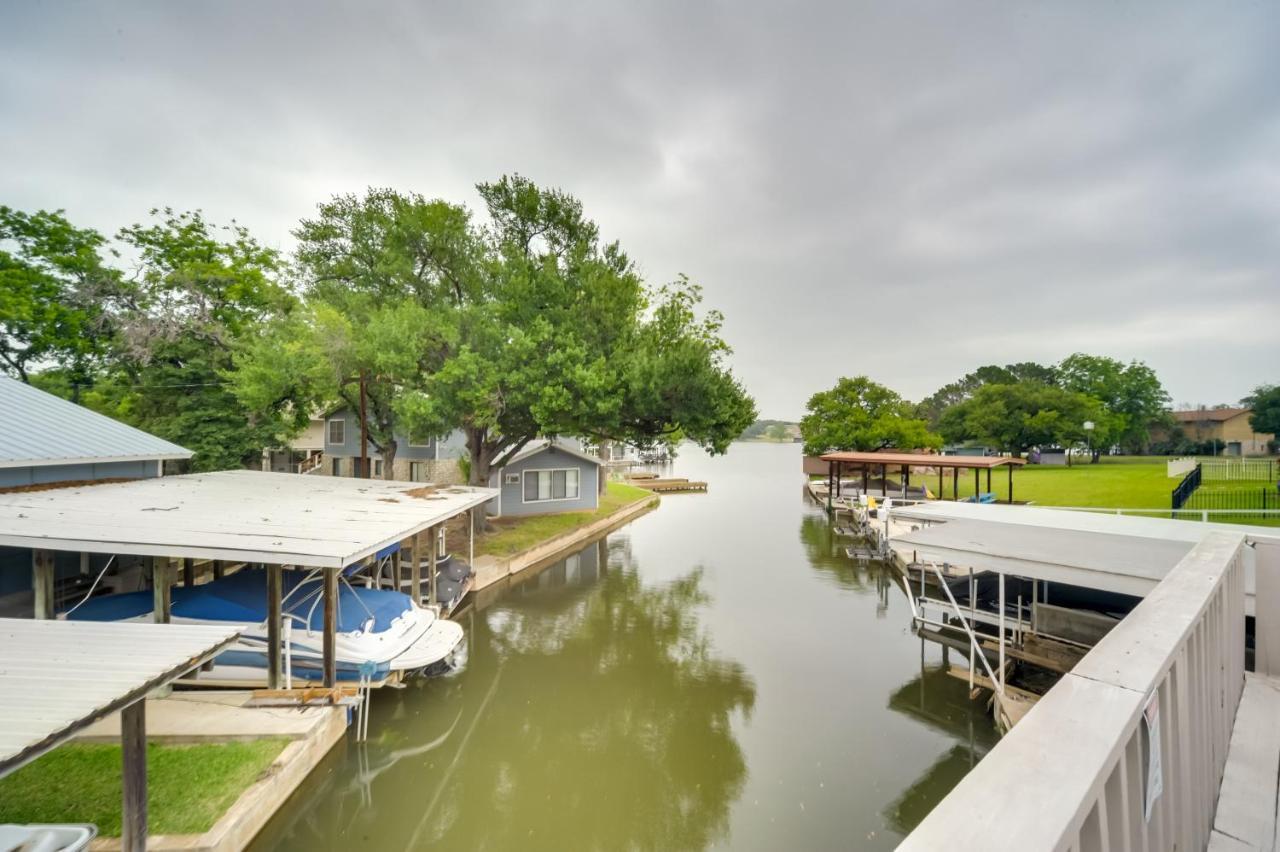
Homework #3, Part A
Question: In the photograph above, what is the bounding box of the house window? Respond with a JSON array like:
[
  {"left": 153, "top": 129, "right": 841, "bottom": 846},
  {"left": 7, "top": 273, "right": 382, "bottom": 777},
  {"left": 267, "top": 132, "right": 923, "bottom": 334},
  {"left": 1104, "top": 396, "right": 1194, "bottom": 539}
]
[
  {"left": 332, "top": 457, "right": 341, "bottom": 476},
  {"left": 373, "top": 459, "right": 384, "bottom": 478},
  {"left": 410, "top": 461, "right": 428, "bottom": 482},
  {"left": 523, "top": 468, "right": 580, "bottom": 502},
  {"left": 327, "top": 418, "right": 345, "bottom": 445},
  {"left": 408, "top": 430, "right": 433, "bottom": 449}
]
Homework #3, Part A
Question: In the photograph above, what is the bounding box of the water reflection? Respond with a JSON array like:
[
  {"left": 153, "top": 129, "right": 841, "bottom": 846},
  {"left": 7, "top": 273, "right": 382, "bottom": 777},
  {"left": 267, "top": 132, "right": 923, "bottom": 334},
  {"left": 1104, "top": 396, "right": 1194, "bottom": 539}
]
[
  {"left": 253, "top": 536, "right": 755, "bottom": 852},
  {"left": 882, "top": 662, "right": 999, "bottom": 834}
]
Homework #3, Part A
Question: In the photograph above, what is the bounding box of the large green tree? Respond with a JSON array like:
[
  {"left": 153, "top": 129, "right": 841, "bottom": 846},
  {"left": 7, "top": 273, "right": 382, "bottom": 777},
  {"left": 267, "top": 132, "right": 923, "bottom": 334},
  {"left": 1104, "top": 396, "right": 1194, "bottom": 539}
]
[
  {"left": 1057, "top": 353, "right": 1170, "bottom": 457},
  {"left": 0, "top": 207, "right": 124, "bottom": 382},
  {"left": 1243, "top": 384, "right": 1280, "bottom": 440},
  {"left": 102, "top": 208, "right": 293, "bottom": 470},
  {"left": 800, "top": 376, "right": 940, "bottom": 455},
  {"left": 916, "top": 362, "right": 1057, "bottom": 429},
  {"left": 236, "top": 189, "right": 473, "bottom": 478},
  {"left": 939, "top": 382, "right": 1103, "bottom": 456}
]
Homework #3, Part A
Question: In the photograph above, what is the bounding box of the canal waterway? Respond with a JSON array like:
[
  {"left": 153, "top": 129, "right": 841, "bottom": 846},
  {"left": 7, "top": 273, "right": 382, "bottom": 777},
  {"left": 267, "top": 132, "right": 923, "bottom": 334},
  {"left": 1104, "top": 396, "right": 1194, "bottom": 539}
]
[{"left": 251, "top": 442, "right": 998, "bottom": 851}]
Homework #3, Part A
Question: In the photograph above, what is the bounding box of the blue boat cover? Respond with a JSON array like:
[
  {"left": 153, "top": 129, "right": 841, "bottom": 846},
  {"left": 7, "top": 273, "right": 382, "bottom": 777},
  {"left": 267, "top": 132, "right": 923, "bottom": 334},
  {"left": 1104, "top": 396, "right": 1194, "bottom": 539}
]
[{"left": 69, "top": 568, "right": 413, "bottom": 633}]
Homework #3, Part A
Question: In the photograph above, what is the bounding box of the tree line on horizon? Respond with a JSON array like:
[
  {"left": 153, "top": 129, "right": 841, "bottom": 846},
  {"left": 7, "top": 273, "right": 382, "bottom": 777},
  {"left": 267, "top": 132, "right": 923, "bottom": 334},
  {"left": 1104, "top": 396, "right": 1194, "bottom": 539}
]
[
  {"left": 800, "top": 359, "right": 1280, "bottom": 460},
  {"left": 0, "top": 176, "right": 758, "bottom": 485}
]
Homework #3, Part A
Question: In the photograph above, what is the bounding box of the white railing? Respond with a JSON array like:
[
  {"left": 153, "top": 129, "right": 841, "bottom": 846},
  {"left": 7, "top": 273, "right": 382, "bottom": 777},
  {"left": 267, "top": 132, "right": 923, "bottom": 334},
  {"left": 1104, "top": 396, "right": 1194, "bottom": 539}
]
[
  {"left": 1201, "top": 458, "right": 1275, "bottom": 482},
  {"left": 899, "top": 532, "right": 1248, "bottom": 851}
]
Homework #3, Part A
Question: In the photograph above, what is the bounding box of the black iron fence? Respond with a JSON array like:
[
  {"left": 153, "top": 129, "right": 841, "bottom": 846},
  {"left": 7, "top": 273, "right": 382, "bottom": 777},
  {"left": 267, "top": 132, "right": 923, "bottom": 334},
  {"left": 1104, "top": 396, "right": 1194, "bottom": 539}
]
[
  {"left": 1183, "top": 487, "right": 1280, "bottom": 520},
  {"left": 1171, "top": 463, "right": 1202, "bottom": 511}
]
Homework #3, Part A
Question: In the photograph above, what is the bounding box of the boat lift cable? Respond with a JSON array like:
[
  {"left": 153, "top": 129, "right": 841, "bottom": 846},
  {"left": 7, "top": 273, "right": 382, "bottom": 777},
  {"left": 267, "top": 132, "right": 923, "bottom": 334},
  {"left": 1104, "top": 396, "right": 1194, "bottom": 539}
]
[
  {"left": 61, "top": 555, "right": 117, "bottom": 617},
  {"left": 924, "top": 561, "right": 1005, "bottom": 698}
]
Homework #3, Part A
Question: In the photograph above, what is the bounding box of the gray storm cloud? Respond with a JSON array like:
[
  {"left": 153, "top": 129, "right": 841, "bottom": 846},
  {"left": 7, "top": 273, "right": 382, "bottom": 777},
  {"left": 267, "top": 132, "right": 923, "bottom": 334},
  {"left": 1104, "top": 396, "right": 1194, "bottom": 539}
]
[{"left": 2, "top": 1, "right": 1277, "bottom": 416}]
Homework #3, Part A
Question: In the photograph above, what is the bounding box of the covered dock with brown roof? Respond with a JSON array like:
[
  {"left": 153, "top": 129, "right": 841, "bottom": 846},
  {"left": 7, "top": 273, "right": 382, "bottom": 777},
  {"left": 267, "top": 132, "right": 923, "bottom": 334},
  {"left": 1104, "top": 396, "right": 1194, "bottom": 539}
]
[{"left": 819, "top": 450, "right": 1026, "bottom": 504}]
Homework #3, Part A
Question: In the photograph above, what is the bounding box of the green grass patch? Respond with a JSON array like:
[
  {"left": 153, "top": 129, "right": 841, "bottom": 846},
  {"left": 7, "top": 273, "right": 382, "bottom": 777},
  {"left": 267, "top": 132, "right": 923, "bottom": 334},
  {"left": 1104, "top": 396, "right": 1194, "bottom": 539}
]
[
  {"left": 475, "top": 480, "right": 655, "bottom": 558},
  {"left": 0, "top": 739, "right": 288, "bottom": 837},
  {"left": 915, "top": 456, "right": 1178, "bottom": 509}
]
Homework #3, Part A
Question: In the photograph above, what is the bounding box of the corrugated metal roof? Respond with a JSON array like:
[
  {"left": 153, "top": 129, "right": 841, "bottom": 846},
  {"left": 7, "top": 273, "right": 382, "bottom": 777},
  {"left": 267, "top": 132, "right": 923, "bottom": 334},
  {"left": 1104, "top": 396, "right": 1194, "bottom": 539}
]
[
  {"left": 0, "top": 618, "right": 239, "bottom": 774},
  {"left": 0, "top": 469, "right": 499, "bottom": 568},
  {"left": 0, "top": 376, "right": 192, "bottom": 469}
]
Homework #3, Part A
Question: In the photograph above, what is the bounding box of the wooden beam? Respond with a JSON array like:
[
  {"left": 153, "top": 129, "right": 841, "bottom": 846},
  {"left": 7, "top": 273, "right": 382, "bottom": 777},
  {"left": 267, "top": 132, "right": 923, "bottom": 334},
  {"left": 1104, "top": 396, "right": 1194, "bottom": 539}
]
[
  {"left": 1008, "top": 464, "right": 1014, "bottom": 503},
  {"left": 429, "top": 524, "right": 439, "bottom": 607},
  {"left": 213, "top": 560, "right": 226, "bottom": 580},
  {"left": 121, "top": 700, "right": 147, "bottom": 852},
  {"left": 323, "top": 566, "right": 337, "bottom": 688},
  {"left": 410, "top": 532, "right": 423, "bottom": 604},
  {"left": 266, "top": 564, "right": 282, "bottom": 690},
  {"left": 152, "top": 558, "right": 171, "bottom": 624},
  {"left": 391, "top": 548, "right": 402, "bottom": 591},
  {"left": 32, "top": 549, "right": 55, "bottom": 620},
  {"left": 182, "top": 557, "right": 195, "bottom": 588}
]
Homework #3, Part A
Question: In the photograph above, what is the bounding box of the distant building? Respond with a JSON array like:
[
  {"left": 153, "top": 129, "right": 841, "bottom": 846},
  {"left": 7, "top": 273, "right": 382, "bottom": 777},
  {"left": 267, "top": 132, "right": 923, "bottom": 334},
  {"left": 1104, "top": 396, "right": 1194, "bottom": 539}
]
[
  {"left": 0, "top": 375, "right": 192, "bottom": 614},
  {"left": 1152, "top": 407, "right": 1274, "bottom": 456},
  {"left": 316, "top": 408, "right": 467, "bottom": 484},
  {"left": 486, "top": 439, "right": 603, "bottom": 517}
]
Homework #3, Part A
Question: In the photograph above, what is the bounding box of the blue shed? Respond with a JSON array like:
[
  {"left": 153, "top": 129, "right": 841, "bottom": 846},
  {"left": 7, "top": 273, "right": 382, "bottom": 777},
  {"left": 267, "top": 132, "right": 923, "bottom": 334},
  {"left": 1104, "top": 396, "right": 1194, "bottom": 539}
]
[{"left": 487, "top": 440, "right": 603, "bottom": 517}]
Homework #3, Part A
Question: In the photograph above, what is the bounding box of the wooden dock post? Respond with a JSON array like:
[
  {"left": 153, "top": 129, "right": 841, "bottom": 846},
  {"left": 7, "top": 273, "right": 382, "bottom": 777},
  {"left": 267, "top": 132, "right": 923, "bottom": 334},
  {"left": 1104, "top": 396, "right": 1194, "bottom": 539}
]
[
  {"left": 428, "top": 524, "right": 439, "bottom": 607},
  {"left": 32, "top": 549, "right": 55, "bottom": 620},
  {"left": 152, "top": 557, "right": 171, "bottom": 624},
  {"left": 322, "top": 566, "right": 338, "bottom": 688},
  {"left": 120, "top": 699, "right": 147, "bottom": 852},
  {"left": 409, "top": 532, "right": 422, "bottom": 604},
  {"left": 266, "top": 563, "right": 282, "bottom": 690},
  {"left": 182, "top": 557, "right": 195, "bottom": 588},
  {"left": 213, "top": 560, "right": 227, "bottom": 580}
]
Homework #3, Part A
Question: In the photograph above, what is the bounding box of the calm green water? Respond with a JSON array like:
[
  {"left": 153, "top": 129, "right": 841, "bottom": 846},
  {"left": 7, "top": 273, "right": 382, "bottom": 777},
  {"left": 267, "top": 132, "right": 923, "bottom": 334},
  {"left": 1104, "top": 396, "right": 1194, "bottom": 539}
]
[{"left": 251, "top": 443, "right": 997, "bottom": 851}]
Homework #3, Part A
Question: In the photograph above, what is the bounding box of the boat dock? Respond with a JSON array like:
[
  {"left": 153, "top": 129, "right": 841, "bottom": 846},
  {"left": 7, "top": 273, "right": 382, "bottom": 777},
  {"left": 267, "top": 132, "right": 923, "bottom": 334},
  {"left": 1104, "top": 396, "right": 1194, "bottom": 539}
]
[
  {"left": 626, "top": 472, "right": 708, "bottom": 492},
  {"left": 820, "top": 480, "right": 1280, "bottom": 849}
]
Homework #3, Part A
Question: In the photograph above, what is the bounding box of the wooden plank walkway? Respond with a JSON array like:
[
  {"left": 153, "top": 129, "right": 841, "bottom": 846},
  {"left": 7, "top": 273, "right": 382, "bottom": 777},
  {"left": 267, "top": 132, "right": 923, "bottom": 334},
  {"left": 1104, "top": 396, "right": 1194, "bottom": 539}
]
[{"left": 628, "top": 477, "right": 707, "bottom": 492}]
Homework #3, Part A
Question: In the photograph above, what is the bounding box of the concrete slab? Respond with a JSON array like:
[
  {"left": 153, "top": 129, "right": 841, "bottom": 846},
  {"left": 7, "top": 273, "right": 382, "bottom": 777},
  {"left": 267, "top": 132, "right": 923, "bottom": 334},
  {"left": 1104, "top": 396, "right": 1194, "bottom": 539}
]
[{"left": 77, "top": 691, "right": 331, "bottom": 743}]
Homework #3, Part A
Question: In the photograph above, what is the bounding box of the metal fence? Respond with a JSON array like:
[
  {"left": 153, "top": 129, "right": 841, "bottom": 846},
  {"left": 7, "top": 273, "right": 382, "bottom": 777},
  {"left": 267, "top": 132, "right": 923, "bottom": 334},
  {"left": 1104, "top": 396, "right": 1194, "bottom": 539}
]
[
  {"left": 899, "top": 533, "right": 1248, "bottom": 851},
  {"left": 1171, "top": 463, "right": 1202, "bottom": 511},
  {"left": 1183, "top": 487, "right": 1280, "bottom": 521},
  {"left": 1201, "top": 458, "right": 1276, "bottom": 482}
]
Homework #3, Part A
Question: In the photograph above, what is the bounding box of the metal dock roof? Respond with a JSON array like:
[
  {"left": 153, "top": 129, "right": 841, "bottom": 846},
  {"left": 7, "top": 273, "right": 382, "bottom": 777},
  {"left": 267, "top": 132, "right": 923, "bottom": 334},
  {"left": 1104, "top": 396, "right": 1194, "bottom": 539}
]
[
  {"left": 0, "top": 375, "right": 191, "bottom": 469},
  {"left": 0, "top": 469, "right": 499, "bottom": 567},
  {"left": 0, "top": 618, "right": 239, "bottom": 774}
]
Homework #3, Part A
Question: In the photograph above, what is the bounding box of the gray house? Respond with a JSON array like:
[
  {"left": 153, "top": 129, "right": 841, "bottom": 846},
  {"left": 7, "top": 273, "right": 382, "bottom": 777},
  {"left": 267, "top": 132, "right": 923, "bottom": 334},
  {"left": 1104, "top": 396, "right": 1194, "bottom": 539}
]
[
  {"left": 0, "top": 375, "right": 192, "bottom": 613},
  {"left": 322, "top": 408, "right": 466, "bottom": 483},
  {"left": 487, "top": 440, "right": 603, "bottom": 517}
]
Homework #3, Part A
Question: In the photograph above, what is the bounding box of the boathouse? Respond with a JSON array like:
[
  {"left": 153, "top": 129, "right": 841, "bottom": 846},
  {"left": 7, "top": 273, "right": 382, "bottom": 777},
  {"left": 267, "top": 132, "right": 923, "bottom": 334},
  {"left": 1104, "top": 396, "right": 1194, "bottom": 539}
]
[
  {"left": 0, "top": 470, "right": 497, "bottom": 685},
  {"left": 486, "top": 439, "right": 603, "bottom": 517},
  {"left": 0, "top": 376, "right": 193, "bottom": 616}
]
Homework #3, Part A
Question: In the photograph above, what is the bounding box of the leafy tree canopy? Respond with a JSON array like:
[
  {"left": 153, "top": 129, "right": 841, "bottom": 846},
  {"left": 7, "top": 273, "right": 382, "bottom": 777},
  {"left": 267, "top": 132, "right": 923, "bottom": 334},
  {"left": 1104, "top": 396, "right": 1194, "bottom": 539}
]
[
  {"left": 939, "top": 382, "right": 1104, "bottom": 455},
  {"left": 0, "top": 206, "right": 125, "bottom": 382},
  {"left": 1243, "top": 384, "right": 1280, "bottom": 437},
  {"left": 916, "top": 361, "right": 1057, "bottom": 429},
  {"left": 800, "top": 376, "right": 940, "bottom": 455},
  {"left": 1057, "top": 353, "right": 1169, "bottom": 456}
]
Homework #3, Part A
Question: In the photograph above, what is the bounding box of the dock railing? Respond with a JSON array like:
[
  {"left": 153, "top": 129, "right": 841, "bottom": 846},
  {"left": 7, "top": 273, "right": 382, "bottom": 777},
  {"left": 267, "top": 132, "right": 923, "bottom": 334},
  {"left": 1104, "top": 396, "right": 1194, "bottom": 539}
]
[{"left": 899, "top": 531, "right": 1248, "bottom": 851}]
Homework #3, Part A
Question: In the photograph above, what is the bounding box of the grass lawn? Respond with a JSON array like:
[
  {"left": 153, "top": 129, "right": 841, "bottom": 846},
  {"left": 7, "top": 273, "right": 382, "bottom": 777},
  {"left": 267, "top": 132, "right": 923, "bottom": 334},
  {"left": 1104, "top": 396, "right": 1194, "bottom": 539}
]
[
  {"left": 914, "top": 456, "right": 1179, "bottom": 509},
  {"left": 475, "top": 480, "right": 655, "bottom": 558},
  {"left": 0, "top": 739, "right": 288, "bottom": 837}
]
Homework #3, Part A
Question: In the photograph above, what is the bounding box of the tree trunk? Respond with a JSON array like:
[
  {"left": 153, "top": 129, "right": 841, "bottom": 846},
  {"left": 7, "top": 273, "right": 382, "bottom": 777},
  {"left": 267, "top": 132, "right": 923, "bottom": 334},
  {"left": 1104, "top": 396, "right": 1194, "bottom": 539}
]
[
  {"left": 466, "top": 427, "right": 494, "bottom": 532},
  {"left": 382, "top": 440, "right": 397, "bottom": 480},
  {"left": 597, "top": 439, "right": 612, "bottom": 496}
]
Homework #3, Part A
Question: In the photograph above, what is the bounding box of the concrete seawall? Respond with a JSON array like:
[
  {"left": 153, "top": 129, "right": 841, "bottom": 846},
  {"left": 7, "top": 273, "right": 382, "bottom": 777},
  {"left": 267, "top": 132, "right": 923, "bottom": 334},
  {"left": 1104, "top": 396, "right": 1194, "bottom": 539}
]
[{"left": 471, "top": 493, "right": 660, "bottom": 594}]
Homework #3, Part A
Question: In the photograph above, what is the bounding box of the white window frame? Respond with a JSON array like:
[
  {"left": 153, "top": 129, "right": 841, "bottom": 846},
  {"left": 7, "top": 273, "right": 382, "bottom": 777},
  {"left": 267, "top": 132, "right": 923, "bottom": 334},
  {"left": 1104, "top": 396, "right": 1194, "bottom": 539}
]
[
  {"left": 327, "top": 418, "right": 345, "bottom": 445},
  {"left": 373, "top": 459, "right": 384, "bottom": 477},
  {"left": 521, "top": 467, "right": 582, "bottom": 504},
  {"left": 407, "top": 432, "right": 434, "bottom": 449}
]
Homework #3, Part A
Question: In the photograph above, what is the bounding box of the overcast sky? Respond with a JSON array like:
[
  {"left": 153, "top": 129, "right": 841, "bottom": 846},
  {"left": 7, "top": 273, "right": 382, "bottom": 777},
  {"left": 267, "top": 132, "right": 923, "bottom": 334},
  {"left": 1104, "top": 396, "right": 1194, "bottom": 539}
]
[{"left": 3, "top": 2, "right": 1277, "bottom": 418}]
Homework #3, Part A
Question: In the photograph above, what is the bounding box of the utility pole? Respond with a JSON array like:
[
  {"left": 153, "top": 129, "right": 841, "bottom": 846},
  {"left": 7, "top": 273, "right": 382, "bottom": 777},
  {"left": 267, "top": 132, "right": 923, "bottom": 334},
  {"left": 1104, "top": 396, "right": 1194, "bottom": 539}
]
[{"left": 359, "top": 370, "right": 370, "bottom": 479}]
